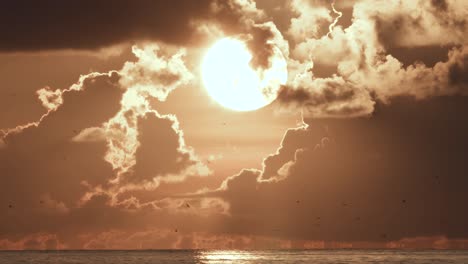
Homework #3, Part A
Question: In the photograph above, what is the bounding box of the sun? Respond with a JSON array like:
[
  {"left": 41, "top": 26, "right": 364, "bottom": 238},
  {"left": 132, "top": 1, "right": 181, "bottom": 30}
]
[{"left": 201, "top": 38, "right": 287, "bottom": 111}]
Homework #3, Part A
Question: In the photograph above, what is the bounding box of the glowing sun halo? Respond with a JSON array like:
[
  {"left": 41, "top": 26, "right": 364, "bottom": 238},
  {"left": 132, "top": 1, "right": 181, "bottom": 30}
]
[{"left": 201, "top": 38, "right": 287, "bottom": 111}]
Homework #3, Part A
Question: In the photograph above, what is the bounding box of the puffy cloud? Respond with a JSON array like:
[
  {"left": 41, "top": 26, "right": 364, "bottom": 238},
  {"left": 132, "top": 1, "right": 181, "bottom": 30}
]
[
  {"left": 278, "top": 73, "right": 375, "bottom": 117},
  {"left": 0, "top": 43, "right": 214, "bottom": 248},
  {"left": 119, "top": 45, "right": 193, "bottom": 101},
  {"left": 288, "top": 0, "right": 333, "bottom": 41},
  {"left": 2, "top": 0, "right": 468, "bottom": 250},
  {"left": 115, "top": 112, "right": 210, "bottom": 187},
  {"left": 101, "top": 45, "right": 194, "bottom": 177},
  {"left": 36, "top": 86, "right": 64, "bottom": 111},
  {"left": 278, "top": 0, "right": 468, "bottom": 117},
  {"left": 245, "top": 22, "right": 288, "bottom": 69},
  {"left": 0, "top": 72, "right": 110, "bottom": 137},
  {"left": 348, "top": 45, "right": 468, "bottom": 101},
  {"left": 369, "top": 0, "right": 468, "bottom": 48},
  {"left": 208, "top": 97, "right": 468, "bottom": 244},
  {"left": 0, "top": 72, "right": 123, "bottom": 208}
]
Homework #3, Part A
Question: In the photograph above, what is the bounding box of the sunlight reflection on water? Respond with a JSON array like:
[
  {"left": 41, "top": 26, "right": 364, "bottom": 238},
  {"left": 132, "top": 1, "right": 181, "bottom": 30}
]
[{"left": 197, "top": 250, "right": 261, "bottom": 263}]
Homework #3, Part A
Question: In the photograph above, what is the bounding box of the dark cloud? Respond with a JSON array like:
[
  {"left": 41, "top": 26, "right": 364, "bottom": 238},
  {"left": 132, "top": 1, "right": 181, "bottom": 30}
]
[
  {"left": 431, "top": 0, "right": 449, "bottom": 11},
  {"left": 0, "top": 73, "right": 122, "bottom": 206},
  {"left": 386, "top": 46, "right": 451, "bottom": 68},
  {"left": 0, "top": 73, "right": 122, "bottom": 239},
  {"left": 448, "top": 50, "right": 468, "bottom": 85},
  {"left": 0, "top": 0, "right": 214, "bottom": 51},
  {"left": 374, "top": 14, "right": 424, "bottom": 50},
  {"left": 120, "top": 112, "right": 196, "bottom": 185},
  {"left": 246, "top": 25, "right": 275, "bottom": 69},
  {"left": 0, "top": 71, "right": 220, "bottom": 248},
  {"left": 276, "top": 86, "right": 311, "bottom": 104},
  {"left": 0, "top": 44, "right": 221, "bottom": 248},
  {"left": 0, "top": 0, "right": 265, "bottom": 52},
  {"left": 2, "top": 0, "right": 468, "bottom": 250},
  {"left": 215, "top": 96, "right": 468, "bottom": 243},
  {"left": 276, "top": 74, "right": 374, "bottom": 118},
  {"left": 371, "top": 1, "right": 467, "bottom": 49}
]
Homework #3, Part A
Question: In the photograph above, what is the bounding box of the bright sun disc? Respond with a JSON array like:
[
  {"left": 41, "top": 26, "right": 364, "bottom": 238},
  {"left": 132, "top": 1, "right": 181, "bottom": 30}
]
[{"left": 201, "top": 38, "right": 287, "bottom": 111}]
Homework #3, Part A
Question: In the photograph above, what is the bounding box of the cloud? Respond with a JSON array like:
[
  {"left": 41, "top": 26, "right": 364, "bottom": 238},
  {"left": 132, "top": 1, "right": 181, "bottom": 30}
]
[
  {"left": 277, "top": 74, "right": 375, "bottom": 118},
  {"left": 0, "top": 0, "right": 212, "bottom": 51},
  {"left": 0, "top": 233, "right": 65, "bottom": 250},
  {"left": 2, "top": 0, "right": 468, "bottom": 250},
  {"left": 208, "top": 96, "right": 468, "bottom": 243},
  {"left": 370, "top": 0, "right": 468, "bottom": 48},
  {"left": 100, "top": 45, "right": 194, "bottom": 177},
  {"left": 72, "top": 127, "right": 107, "bottom": 143},
  {"left": 278, "top": 0, "right": 468, "bottom": 117},
  {"left": 288, "top": 0, "right": 333, "bottom": 41},
  {"left": 115, "top": 112, "right": 210, "bottom": 187},
  {"left": 36, "top": 86, "right": 64, "bottom": 111},
  {"left": 0, "top": 71, "right": 112, "bottom": 138},
  {"left": 0, "top": 72, "right": 123, "bottom": 208},
  {"left": 119, "top": 45, "right": 193, "bottom": 101},
  {"left": 0, "top": 0, "right": 268, "bottom": 52},
  {"left": 0, "top": 42, "right": 213, "bottom": 248}
]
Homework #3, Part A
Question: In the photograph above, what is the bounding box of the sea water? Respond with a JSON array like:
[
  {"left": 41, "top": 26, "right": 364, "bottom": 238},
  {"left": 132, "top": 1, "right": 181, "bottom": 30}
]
[{"left": 0, "top": 250, "right": 467, "bottom": 264}]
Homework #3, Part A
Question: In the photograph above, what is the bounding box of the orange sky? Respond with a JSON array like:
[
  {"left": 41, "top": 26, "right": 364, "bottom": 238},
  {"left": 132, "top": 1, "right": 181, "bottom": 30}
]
[{"left": 0, "top": 0, "right": 468, "bottom": 250}]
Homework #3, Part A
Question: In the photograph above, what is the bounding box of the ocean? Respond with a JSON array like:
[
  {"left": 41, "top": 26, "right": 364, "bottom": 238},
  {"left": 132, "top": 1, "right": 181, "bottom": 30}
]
[{"left": 0, "top": 250, "right": 467, "bottom": 264}]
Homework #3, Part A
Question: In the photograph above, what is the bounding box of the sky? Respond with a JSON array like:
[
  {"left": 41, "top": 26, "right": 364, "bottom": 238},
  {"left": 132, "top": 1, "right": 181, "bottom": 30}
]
[{"left": 0, "top": 0, "right": 467, "bottom": 250}]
